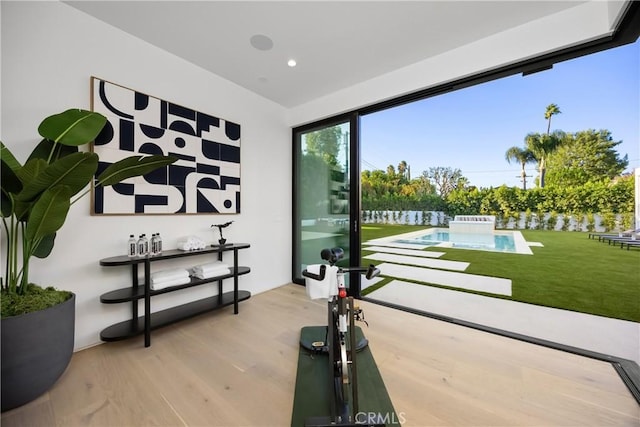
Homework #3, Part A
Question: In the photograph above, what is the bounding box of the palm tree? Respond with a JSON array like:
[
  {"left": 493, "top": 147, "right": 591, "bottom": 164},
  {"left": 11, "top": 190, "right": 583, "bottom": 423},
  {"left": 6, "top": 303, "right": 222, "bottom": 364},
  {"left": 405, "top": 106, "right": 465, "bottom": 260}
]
[
  {"left": 505, "top": 146, "right": 536, "bottom": 190},
  {"left": 525, "top": 130, "right": 565, "bottom": 188},
  {"left": 397, "top": 160, "right": 408, "bottom": 181},
  {"left": 522, "top": 104, "right": 562, "bottom": 188},
  {"left": 544, "top": 103, "right": 561, "bottom": 135},
  {"left": 386, "top": 164, "right": 396, "bottom": 177}
]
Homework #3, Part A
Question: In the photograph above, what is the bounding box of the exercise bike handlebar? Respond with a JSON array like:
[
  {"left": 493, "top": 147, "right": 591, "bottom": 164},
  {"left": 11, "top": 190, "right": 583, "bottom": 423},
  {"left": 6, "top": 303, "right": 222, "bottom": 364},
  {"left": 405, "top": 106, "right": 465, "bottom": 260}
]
[
  {"left": 301, "top": 264, "right": 327, "bottom": 281},
  {"left": 301, "top": 264, "right": 380, "bottom": 281},
  {"left": 301, "top": 247, "right": 381, "bottom": 281},
  {"left": 342, "top": 264, "right": 381, "bottom": 280}
]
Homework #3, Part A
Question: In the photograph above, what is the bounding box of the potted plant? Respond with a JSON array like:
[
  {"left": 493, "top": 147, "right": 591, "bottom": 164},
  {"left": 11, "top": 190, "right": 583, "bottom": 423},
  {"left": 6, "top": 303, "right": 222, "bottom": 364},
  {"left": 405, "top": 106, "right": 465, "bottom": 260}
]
[{"left": 0, "top": 108, "right": 176, "bottom": 411}]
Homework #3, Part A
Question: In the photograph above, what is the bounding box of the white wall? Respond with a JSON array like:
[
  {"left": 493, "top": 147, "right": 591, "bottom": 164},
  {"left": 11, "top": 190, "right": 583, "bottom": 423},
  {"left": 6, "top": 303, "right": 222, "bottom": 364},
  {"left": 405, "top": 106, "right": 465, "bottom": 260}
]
[
  {"left": 287, "top": 1, "right": 612, "bottom": 126},
  {"left": 1, "top": 1, "right": 292, "bottom": 350}
]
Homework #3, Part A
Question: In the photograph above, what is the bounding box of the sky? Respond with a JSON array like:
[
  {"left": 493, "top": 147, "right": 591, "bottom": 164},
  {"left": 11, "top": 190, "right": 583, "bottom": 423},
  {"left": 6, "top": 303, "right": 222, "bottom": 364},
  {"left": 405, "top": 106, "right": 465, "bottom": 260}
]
[{"left": 360, "top": 39, "right": 639, "bottom": 189}]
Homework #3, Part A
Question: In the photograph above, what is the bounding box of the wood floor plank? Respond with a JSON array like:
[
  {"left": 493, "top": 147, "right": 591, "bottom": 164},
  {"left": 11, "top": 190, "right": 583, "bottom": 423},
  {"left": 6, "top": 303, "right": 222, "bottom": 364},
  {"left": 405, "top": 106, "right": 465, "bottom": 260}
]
[{"left": 1, "top": 283, "right": 638, "bottom": 426}]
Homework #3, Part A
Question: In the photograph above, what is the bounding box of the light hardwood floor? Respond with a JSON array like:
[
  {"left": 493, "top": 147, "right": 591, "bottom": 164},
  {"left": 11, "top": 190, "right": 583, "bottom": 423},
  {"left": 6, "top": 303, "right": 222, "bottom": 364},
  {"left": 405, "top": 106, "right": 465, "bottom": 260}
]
[{"left": 2, "top": 284, "right": 638, "bottom": 426}]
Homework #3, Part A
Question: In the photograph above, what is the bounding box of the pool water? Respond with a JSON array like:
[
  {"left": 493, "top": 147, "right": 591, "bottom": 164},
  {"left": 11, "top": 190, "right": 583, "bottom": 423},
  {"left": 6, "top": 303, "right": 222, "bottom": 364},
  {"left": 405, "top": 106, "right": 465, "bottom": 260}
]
[{"left": 395, "top": 230, "right": 517, "bottom": 253}]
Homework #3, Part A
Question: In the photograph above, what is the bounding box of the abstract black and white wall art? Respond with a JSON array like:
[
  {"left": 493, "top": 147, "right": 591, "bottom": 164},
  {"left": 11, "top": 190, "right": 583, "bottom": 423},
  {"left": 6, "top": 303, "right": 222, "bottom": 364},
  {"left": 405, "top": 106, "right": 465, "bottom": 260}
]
[{"left": 91, "top": 77, "right": 241, "bottom": 214}]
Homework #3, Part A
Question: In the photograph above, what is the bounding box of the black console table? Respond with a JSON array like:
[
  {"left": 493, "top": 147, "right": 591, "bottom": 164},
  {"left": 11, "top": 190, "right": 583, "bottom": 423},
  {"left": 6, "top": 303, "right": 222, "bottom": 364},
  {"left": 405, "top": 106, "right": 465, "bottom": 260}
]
[{"left": 99, "top": 243, "right": 251, "bottom": 347}]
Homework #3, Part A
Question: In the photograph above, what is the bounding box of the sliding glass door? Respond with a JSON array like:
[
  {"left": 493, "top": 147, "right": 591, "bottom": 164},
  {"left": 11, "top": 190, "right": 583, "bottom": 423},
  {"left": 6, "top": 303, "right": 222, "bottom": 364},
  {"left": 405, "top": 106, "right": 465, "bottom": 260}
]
[{"left": 293, "top": 117, "right": 360, "bottom": 295}]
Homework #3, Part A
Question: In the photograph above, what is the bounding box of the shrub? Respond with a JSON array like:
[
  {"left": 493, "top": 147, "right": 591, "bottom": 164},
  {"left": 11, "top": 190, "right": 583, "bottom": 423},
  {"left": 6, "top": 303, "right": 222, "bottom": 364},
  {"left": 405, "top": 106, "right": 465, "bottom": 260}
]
[
  {"left": 535, "top": 211, "right": 545, "bottom": 230},
  {"left": 600, "top": 211, "right": 616, "bottom": 232},
  {"left": 524, "top": 209, "right": 533, "bottom": 230},
  {"left": 621, "top": 212, "right": 634, "bottom": 230},
  {"left": 586, "top": 213, "right": 595, "bottom": 232}
]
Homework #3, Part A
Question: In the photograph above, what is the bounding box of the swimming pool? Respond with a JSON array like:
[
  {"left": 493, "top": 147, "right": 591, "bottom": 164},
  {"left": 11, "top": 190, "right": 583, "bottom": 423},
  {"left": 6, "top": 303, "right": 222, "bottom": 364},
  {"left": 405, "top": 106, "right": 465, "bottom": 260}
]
[{"left": 393, "top": 230, "right": 518, "bottom": 253}]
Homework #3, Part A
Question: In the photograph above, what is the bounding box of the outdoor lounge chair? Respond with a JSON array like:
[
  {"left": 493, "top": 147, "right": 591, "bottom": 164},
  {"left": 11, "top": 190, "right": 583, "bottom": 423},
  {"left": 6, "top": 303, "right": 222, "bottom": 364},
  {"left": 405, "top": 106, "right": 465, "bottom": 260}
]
[
  {"left": 603, "top": 236, "right": 634, "bottom": 246},
  {"left": 589, "top": 233, "right": 619, "bottom": 241},
  {"left": 591, "top": 228, "right": 640, "bottom": 243},
  {"left": 596, "top": 235, "right": 624, "bottom": 244},
  {"left": 620, "top": 240, "right": 640, "bottom": 250},
  {"left": 616, "top": 228, "right": 640, "bottom": 237}
]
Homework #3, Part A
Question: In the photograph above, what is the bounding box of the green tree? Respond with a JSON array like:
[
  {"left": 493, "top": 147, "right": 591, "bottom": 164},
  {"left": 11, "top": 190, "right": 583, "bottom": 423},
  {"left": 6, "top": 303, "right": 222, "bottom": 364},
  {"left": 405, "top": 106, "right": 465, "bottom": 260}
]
[
  {"left": 522, "top": 104, "right": 564, "bottom": 188},
  {"left": 446, "top": 187, "right": 483, "bottom": 217},
  {"left": 361, "top": 164, "right": 444, "bottom": 212},
  {"left": 300, "top": 126, "right": 346, "bottom": 218},
  {"left": 544, "top": 103, "right": 561, "bottom": 134},
  {"left": 545, "top": 129, "right": 629, "bottom": 187},
  {"left": 397, "top": 160, "right": 408, "bottom": 182},
  {"left": 304, "top": 126, "right": 342, "bottom": 166},
  {"left": 525, "top": 130, "right": 565, "bottom": 188},
  {"left": 386, "top": 164, "right": 396, "bottom": 177},
  {"left": 505, "top": 146, "right": 536, "bottom": 190},
  {"left": 425, "top": 166, "right": 466, "bottom": 198},
  {"left": 414, "top": 171, "right": 435, "bottom": 197},
  {"left": 299, "top": 153, "right": 331, "bottom": 218}
]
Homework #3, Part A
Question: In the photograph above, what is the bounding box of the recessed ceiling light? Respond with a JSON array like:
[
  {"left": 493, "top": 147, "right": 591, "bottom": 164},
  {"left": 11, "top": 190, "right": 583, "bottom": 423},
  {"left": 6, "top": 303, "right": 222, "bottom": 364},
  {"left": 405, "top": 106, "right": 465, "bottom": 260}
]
[
  {"left": 250, "top": 34, "right": 273, "bottom": 51},
  {"left": 287, "top": 59, "right": 297, "bottom": 67}
]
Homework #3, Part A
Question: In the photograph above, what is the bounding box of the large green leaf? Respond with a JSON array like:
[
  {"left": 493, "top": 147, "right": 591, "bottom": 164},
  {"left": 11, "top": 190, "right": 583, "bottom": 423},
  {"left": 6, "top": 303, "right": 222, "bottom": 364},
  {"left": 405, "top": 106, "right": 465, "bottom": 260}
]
[
  {"left": 0, "top": 193, "right": 13, "bottom": 218},
  {"left": 1, "top": 142, "right": 22, "bottom": 171},
  {"left": 28, "top": 138, "right": 79, "bottom": 163},
  {"left": 33, "top": 233, "right": 56, "bottom": 259},
  {"left": 1, "top": 159, "right": 22, "bottom": 195},
  {"left": 38, "top": 109, "right": 107, "bottom": 147},
  {"left": 97, "top": 155, "right": 178, "bottom": 187},
  {"left": 17, "top": 152, "right": 98, "bottom": 202},
  {"left": 11, "top": 158, "right": 48, "bottom": 221},
  {"left": 25, "top": 186, "right": 71, "bottom": 242},
  {"left": 0, "top": 159, "right": 22, "bottom": 217},
  {"left": 17, "top": 158, "right": 48, "bottom": 184},
  {"left": 13, "top": 200, "right": 32, "bottom": 222}
]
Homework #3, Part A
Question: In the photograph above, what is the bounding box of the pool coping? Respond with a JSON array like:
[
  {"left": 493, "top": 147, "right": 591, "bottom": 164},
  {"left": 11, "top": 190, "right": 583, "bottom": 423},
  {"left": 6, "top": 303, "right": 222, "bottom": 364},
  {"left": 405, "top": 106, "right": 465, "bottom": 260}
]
[{"left": 364, "top": 227, "right": 535, "bottom": 255}]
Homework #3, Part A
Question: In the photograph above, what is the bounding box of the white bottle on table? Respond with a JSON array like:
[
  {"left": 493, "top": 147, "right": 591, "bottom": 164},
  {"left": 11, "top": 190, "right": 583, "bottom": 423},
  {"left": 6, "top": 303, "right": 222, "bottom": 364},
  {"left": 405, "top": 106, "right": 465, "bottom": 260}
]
[
  {"left": 127, "top": 234, "right": 137, "bottom": 257},
  {"left": 150, "top": 234, "right": 158, "bottom": 255},
  {"left": 156, "top": 233, "right": 163, "bottom": 254},
  {"left": 137, "top": 234, "right": 148, "bottom": 256}
]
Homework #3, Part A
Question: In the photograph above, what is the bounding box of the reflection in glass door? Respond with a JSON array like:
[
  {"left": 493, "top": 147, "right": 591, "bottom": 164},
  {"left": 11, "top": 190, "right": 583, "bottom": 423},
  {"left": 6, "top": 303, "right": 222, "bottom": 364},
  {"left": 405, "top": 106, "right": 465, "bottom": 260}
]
[{"left": 293, "top": 120, "right": 353, "bottom": 290}]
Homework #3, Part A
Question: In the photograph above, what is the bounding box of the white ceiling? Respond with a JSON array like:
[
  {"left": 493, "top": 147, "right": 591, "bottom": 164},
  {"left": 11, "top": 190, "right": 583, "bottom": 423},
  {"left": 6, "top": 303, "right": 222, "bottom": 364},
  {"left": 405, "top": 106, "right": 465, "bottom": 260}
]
[{"left": 65, "top": 1, "right": 590, "bottom": 108}]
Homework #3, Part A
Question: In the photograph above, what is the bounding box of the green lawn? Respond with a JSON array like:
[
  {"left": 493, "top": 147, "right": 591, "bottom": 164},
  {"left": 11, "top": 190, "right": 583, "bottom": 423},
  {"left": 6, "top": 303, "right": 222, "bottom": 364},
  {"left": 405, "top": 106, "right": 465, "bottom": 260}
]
[{"left": 361, "top": 225, "right": 640, "bottom": 322}]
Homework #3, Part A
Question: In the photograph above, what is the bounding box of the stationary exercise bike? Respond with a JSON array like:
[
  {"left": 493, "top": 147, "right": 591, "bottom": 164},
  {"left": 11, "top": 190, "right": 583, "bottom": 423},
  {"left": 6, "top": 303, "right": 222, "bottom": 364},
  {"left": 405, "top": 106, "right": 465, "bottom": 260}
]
[{"left": 302, "top": 248, "right": 381, "bottom": 426}]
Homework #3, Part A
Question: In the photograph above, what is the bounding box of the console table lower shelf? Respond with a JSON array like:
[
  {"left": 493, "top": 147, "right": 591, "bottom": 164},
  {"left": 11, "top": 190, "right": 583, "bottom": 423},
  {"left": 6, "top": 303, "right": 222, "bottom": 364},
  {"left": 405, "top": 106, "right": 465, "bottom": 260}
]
[{"left": 100, "top": 290, "right": 251, "bottom": 342}]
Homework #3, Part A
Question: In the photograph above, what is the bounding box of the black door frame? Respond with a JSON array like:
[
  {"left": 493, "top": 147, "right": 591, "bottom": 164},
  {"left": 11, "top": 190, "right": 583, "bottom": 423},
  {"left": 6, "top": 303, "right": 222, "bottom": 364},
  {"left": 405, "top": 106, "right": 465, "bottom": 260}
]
[{"left": 292, "top": 112, "right": 363, "bottom": 297}]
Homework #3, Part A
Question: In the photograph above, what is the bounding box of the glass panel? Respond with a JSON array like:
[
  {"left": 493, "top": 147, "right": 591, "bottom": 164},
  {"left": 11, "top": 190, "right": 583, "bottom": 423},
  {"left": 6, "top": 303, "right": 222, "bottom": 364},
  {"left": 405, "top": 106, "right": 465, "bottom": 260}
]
[
  {"left": 294, "top": 122, "right": 351, "bottom": 283},
  {"left": 359, "top": 40, "right": 639, "bottom": 329}
]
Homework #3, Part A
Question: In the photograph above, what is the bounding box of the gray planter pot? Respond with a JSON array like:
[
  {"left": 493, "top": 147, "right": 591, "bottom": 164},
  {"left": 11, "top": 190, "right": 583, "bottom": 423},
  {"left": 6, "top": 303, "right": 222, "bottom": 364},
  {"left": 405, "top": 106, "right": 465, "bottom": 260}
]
[{"left": 1, "top": 293, "right": 75, "bottom": 412}]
